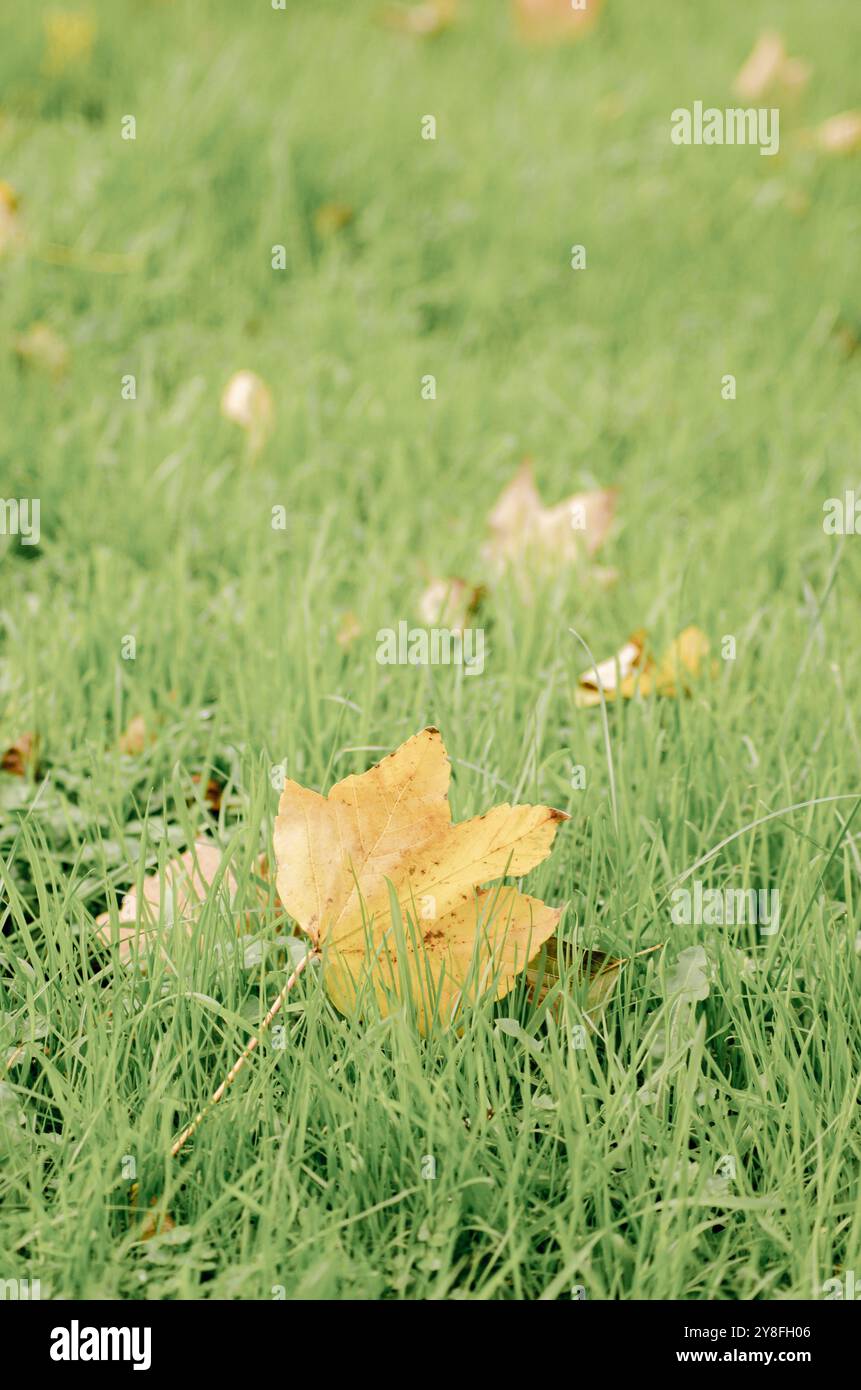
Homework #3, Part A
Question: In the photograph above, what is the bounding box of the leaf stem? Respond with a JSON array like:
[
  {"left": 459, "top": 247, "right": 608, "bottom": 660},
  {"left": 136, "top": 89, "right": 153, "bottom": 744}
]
[{"left": 170, "top": 948, "right": 317, "bottom": 1159}]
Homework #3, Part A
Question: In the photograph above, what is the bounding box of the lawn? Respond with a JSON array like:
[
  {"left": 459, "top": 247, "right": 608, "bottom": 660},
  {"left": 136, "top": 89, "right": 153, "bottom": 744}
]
[{"left": 1, "top": 0, "right": 860, "bottom": 1301}]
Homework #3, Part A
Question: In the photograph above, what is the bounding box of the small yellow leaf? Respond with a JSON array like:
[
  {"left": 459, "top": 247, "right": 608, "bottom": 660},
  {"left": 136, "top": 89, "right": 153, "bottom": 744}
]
[
  {"left": 139, "top": 1203, "right": 176, "bottom": 1241},
  {"left": 513, "top": 0, "right": 602, "bottom": 45},
  {"left": 651, "top": 625, "right": 711, "bottom": 696},
  {"left": 43, "top": 10, "right": 96, "bottom": 74},
  {"left": 314, "top": 203, "right": 354, "bottom": 236},
  {"left": 130, "top": 1185, "right": 175, "bottom": 1241},
  {"left": 0, "top": 183, "right": 23, "bottom": 258},
  {"left": 220, "top": 370, "right": 274, "bottom": 454},
  {"left": 273, "top": 727, "right": 568, "bottom": 1033},
  {"left": 575, "top": 626, "right": 710, "bottom": 707}
]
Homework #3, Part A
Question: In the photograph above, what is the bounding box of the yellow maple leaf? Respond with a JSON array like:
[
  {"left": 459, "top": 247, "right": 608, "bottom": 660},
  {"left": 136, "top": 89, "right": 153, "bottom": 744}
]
[
  {"left": 273, "top": 727, "right": 568, "bottom": 1032},
  {"left": 575, "top": 626, "right": 711, "bottom": 707}
]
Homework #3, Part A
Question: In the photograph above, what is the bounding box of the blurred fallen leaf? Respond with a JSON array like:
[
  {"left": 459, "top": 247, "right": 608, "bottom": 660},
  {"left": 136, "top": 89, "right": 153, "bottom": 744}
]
[
  {"left": 139, "top": 1201, "right": 176, "bottom": 1242},
  {"left": 483, "top": 459, "right": 616, "bottom": 583},
  {"left": 43, "top": 10, "right": 96, "bottom": 74},
  {"left": 1, "top": 733, "right": 40, "bottom": 778},
  {"left": 0, "top": 183, "right": 23, "bottom": 257},
  {"left": 14, "top": 323, "right": 70, "bottom": 378},
  {"left": 733, "top": 31, "right": 810, "bottom": 101},
  {"left": 783, "top": 186, "right": 810, "bottom": 217},
  {"left": 576, "top": 631, "right": 646, "bottom": 704},
  {"left": 527, "top": 937, "right": 621, "bottom": 1017},
  {"left": 192, "top": 773, "right": 224, "bottom": 815},
  {"left": 513, "top": 0, "right": 602, "bottom": 45},
  {"left": 379, "top": 1, "right": 457, "bottom": 36},
  {"left": 527, "top": 938, "right": 660, "bottom": 1020},
  {"left": 220, "top": 370, "right": 274, "bottom": 454},
  {"left": 95, "top": 840, "right": 240, "bottom": 966},
  {"left": 314, "top": 203, "right": 354, "bottom": 236},
  {"left": 575, "top": 626, "right": 711, "bottom": 706},
  {"left": 274, "top": 726, "right": 568, "bottom": 1033},
  {"left": 809, "top": 111, "right": 861, "bottom": 155},
  {"left": 118, "top": 714, "right": 151, "bottom": 756},
  {"left": 597, "top": 92, "right": 627, "bottom": 123},
  {"left": 418, "top": 577, "right": 484, "bottom": 632},
  {"left": 336, "top": 610, "right": 363, "bottom": 649},
  {"left": 129, "top": 1184, "right": 175, "bottom": 1241},
  {"left": 832, "top": 318, "right": 861, "bottom": 358}
]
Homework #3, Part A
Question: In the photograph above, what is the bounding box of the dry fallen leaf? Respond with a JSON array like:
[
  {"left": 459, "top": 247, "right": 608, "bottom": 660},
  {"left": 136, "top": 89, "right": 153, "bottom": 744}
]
[
  {"left": 379, "top": 1, "right": 457, "bottom": 36},
  {"left": 418, "top": 577, "right": 484, "bottom": 633},
  {"left": 14, "top": 323, "right": 70, "bottom": 378},
  {"left": 810, "top": 111, "right": 861, "bottom": 156},
  {"left": 527, "top": 936, "right": 621, "bottom": 1017},
  {"left": 138, "top": 1202, "right": 176, "bottom": 1242},
  {"left": 314, "top": 203, "right": 354, "bottom": 237},
  {"left": 1, "top": 733, "right": 40, "bottom": 778},
  {"left": 95, "top": 840, "right": 239, "bottom": 966},
  {"left": 273, "top": 727, "right": 568, "bottom": 1032},
  {"left": 483, "top": 459, "right": 616, "bottom": 583},
  {"left": 220, "top": 370, "right": 274, "bottom": 454},
  {"left": 43, "top": 10, "right": 96, "bottom": 74},
  {"left": 733, "top": 31, "right": 810, "bottom": 101},
  {"left": 513, "top": 0, "right": 602, "bottom": 45},
  {"left": 832, "top": 318, "right": 861, "bottom": 358},
  {"left": 118, "top": 714, "right": 151, "bottom": 757},
  {"left": 129, "top": 1184, "right": 175, "bottom": 1241},
  {"left": 0, "top": 183, "right": 23, "bottom": 257},
  {"left": 575, "top": 626, "right": 711, "bottom": 706},
  {"left": 191, "top": 773, "right": 224, "bottom": 815},
  {"left": 336, "top": 610, "right": 363, "bottom": 649},
  {"left": 575, "top": 631, "right": 646, "bottom": 705}
]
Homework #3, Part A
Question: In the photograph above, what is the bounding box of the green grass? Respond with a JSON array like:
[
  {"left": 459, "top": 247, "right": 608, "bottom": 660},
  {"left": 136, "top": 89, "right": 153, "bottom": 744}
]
[{"left": 1, "top": 0, "right": 860, "bottom": 1300}]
